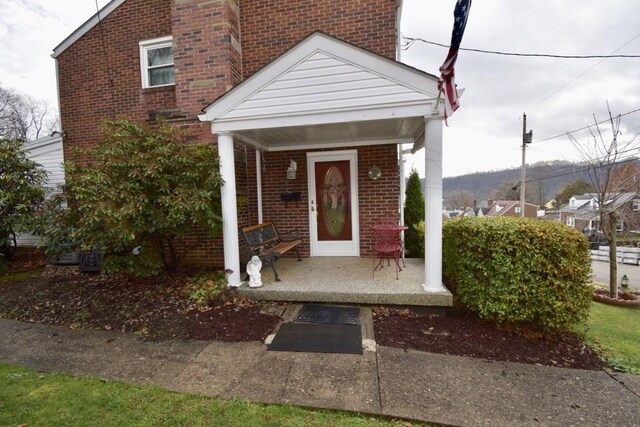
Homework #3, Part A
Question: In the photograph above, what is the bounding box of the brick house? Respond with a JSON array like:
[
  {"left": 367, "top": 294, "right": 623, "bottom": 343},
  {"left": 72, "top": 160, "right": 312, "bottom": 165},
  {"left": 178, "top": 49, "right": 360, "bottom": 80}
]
[
  {"left": 560, "top": 193, "right": 640, "bottom": 233},
  {"left": 52, "top": 0, "right": 447, "bottom": 292},
  {"left": 485, "top": 200, "right": 538, "bottom": 219}
]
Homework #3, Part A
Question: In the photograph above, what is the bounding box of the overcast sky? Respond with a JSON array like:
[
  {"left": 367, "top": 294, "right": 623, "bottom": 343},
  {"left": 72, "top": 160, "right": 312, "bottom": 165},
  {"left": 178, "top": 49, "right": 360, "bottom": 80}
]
[{"left": 1, "top": 0, "right": 638, "bottom": 178}]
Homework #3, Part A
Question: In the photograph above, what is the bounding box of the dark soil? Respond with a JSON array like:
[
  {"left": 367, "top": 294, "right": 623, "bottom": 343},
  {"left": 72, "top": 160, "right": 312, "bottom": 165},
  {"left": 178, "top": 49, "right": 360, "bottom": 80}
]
[
  {"left": 0, "top": 264, "right": 278, "bottom": 342},
  {"left": 373, "top": 308, "right": 606, "bottom": 371},
  {"left": 0, "top": 251, "right": 608, "bottom": 370}
]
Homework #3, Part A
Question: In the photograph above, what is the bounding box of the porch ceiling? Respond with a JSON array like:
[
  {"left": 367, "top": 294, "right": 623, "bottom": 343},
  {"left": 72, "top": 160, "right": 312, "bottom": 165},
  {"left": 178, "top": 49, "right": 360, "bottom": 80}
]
[{"left": 234, "top": 117, "right": 425, "bottom": 151}]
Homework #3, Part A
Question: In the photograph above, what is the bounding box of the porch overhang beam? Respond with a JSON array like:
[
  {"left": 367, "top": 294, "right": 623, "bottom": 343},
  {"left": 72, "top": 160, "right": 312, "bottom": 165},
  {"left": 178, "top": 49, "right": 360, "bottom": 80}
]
[
  {"left": 202, "top": 102, "right": 436, "bottom": 134},
  {"left": 267, "top": 137, "right": 414, "bottom": 152}
]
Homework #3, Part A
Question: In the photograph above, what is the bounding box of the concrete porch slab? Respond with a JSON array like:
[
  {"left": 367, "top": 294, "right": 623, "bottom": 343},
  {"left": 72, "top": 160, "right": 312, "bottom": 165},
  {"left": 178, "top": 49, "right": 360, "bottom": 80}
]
[{"left": 237, "top": 257, "right": 453, "bottom": 307}]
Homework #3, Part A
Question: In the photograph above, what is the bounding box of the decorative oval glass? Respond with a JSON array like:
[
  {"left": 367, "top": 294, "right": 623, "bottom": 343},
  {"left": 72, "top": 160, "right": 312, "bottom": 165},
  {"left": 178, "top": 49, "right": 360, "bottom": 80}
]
[{"left": 322, "top": 166, "right": 347, "bottom": 237}]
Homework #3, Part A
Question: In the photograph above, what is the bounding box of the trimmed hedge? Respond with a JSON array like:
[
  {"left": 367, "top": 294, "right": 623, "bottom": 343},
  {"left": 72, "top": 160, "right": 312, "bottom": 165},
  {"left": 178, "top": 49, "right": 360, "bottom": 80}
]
[{"left": 442, "top": 217, "right": 592, "bottom": 331}]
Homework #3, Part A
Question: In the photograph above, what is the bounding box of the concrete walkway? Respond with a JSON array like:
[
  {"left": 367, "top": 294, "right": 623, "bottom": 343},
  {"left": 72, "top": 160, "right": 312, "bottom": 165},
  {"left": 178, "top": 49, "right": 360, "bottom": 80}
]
[{"left": 1, "top": 317, "right": 639, "bottom": 426}]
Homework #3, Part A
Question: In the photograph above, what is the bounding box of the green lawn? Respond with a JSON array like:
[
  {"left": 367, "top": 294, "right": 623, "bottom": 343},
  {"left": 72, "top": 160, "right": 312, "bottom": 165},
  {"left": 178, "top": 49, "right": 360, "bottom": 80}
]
[
  {"left": 0, "top": 364, "right": 425, "bottom": 427},
  {"left": 578, "top": 302, "right": 640, "bottom": 375}
]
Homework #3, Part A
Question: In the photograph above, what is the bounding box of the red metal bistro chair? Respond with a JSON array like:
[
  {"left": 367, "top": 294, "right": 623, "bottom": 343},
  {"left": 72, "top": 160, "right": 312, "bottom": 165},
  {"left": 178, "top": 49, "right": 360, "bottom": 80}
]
[{"left": 372, "top": 220, "right": 407, "bottom": 280}]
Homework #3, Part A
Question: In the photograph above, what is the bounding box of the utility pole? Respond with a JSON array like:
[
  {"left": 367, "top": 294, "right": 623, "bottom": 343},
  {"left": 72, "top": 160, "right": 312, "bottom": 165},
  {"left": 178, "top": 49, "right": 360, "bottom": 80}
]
[{"left": 520, "top": 113, "right": 532, "bottom": 217}]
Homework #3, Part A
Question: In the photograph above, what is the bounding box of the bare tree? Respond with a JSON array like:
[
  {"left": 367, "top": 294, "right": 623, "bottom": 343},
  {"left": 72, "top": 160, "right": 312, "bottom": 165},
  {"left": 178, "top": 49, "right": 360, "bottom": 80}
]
[
  {"left": 489, "top": 179, "right": 520, "bottom": 201},
  {"left": 0, "top": 85, "right": 58, "bottom": 142},
  {"left": 444, "top": 190, "right": 476, "bottom": 209},
  {"left": 569, "top": 107, "right": 640, "bottom": 298}
]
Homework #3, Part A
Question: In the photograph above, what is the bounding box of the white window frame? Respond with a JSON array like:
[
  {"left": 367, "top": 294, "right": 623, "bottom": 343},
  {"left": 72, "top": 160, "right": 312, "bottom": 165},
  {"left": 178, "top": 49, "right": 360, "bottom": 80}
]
[
  {"left": 139, "top": 36, "right": 174, "bottom": 89},
  {"left": 633, "top": 200, "right": 640, "bottom": 212},
  {"left": 566, "top": 216, "right": 575, "bottom": 227},
  {"left": 617, "top": 220, "right": 624, "bottom": 232}
]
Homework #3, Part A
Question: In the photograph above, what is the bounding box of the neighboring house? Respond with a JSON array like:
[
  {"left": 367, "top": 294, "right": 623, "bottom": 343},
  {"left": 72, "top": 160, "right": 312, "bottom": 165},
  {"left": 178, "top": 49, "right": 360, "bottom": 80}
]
[
  {"left": 485, "top": 200, "right": 538, "bottom": 219},
  {"left": 16, "top": 133, "right": 65, "bottom": 246},
  {"left": 560, "top": 193, "right": 640, "bottom": 233},
  {"left": 474, "top": 207, "right": 489, "bottom": 217},
  {"left": 51, "top": 0, "right": 448, "bottom": 291}
]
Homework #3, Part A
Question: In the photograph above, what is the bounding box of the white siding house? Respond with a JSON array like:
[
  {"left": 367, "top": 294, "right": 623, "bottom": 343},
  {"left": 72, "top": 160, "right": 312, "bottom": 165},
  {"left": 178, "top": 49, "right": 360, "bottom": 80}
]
[{"left": 16, "top": 133, "right": 65, "bottom": 246}]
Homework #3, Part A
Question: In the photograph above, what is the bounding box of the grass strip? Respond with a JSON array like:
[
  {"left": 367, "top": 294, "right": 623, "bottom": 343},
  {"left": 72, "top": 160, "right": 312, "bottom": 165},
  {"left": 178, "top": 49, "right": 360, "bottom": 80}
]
[
  {"left": 577, "top": 302, "right": 640, "bottom": 375},
  {"left": 0, "top": 364, "right": 426, "bottom": 427}
]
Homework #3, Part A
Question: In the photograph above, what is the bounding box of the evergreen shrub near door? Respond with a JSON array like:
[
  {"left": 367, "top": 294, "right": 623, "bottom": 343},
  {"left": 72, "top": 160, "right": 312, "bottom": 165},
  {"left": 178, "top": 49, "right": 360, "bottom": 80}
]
[{"left": 443, "top": 217, "right": 592, "bottom": 331}]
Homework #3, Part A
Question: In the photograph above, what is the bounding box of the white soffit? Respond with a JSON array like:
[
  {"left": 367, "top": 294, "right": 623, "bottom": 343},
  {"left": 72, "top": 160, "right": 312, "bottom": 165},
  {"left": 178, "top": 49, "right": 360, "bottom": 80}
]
[
  {"left": 52, "top": 0, "right": 126, "bottom": 58},
  {"left": 201, "top": 32, "right": 440, "bottom": 131}
]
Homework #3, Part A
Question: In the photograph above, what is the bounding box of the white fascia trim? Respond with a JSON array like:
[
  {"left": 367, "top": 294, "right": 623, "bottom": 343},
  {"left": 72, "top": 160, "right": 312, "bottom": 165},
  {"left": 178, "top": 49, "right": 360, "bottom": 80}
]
[
  {"left": 268, "top": 137, "right": 414, "bottom": 152},
  {"left": 201, "top": 32, "right": 440, "bottom": 122},
  {"left": 210, "top": 102, "right": 436, "bottom": 133},
  {"left": 52, "top": 0, "right": 127, "bottom": 58}
]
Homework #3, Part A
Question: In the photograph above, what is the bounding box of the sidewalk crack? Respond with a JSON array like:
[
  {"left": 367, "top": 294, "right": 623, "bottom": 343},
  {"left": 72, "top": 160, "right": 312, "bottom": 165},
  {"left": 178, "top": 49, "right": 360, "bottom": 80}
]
[
  {"left": 605, "top": 370, "right": 640, "bottom": 400},
  {"left": 279, "top": 353, "right": 295, "bottom": 401},
  {"left": 375, "top": 350, "right": 383, "bottom": 412}
]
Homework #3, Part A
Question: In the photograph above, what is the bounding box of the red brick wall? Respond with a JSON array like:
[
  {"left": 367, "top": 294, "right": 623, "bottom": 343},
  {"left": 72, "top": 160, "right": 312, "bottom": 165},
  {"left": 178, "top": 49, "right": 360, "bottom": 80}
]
[
  {"left": 239, "top": 0, "right": 397, "bottom": 78},
  {"left": 170, "top": 0, "right": 242, "bottom": 142},
  {"left": 57, "top": 0, "right": 400, "bottom": 266},
  {"left": 57, "top": 0, "right": 175, "bottom": 164},
  {"left": 260, "top": 145, "right": 399, "bottom": 258}
]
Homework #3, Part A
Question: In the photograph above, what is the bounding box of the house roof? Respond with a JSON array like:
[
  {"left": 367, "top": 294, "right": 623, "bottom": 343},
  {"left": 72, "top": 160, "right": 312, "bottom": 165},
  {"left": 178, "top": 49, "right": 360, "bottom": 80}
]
[
  {"left": 52, "top": 0, "right": 126, "bottom": 58},
  {"left": 487, "top": 201, "right": 517, "bottom": 216},
  {"left": 199, "top": 31, "right": 442, "bottom": 151}
]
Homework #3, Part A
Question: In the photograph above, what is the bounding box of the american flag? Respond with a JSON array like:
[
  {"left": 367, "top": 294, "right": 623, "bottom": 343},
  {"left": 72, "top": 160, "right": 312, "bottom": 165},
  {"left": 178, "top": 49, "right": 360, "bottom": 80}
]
[{"left": 439, "top": 0, "right": 472, "bottom": 120}]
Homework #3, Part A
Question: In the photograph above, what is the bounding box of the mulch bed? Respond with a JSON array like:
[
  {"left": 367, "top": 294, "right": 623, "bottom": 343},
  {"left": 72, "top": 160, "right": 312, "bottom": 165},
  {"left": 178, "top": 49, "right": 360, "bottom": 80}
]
[
  {"left": 592, "top": 289, "right": 640, "bottom": 308},
  {"left": 373, "top": 308, "right": 606, "bottom": 371},
  {"left": 0, "top": 264, "right": 278, "bottom": 342},
  {"left": 0, "top": 251, "right": 609, "bottom": 370}
]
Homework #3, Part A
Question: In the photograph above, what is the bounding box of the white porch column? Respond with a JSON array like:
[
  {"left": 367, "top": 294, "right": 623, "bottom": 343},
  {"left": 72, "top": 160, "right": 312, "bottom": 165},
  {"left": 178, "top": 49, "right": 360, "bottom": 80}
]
[
  {"left": 256, "top": 150, "right": 263, "bottom": 223},
  {"left": 423, "top": 116, "right": 446, "bottom": 292},
  {"left": 218, "top": 132, "right": 242, "bottom": 287}
]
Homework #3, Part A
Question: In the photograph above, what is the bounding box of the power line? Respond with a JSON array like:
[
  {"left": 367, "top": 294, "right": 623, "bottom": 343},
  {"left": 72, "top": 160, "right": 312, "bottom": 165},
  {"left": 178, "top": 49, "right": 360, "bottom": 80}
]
[
  {"left": 524, "top": 155, "right": 639, "bottom": 184},
  {"left": 531, "top": 107, "right": 640, "bottom": 144},
  {"left": 401, "top": 36, "right": 640, "bottom": 58},
  {"left": 493, "top": 32, "right": 640, "bottom": 138}
]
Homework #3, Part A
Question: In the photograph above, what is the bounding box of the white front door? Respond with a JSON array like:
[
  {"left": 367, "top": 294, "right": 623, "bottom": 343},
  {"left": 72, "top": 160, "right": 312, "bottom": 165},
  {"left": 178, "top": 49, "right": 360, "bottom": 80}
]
[{"left": 307, "top": 150, "right": 359, "bottom": 256}]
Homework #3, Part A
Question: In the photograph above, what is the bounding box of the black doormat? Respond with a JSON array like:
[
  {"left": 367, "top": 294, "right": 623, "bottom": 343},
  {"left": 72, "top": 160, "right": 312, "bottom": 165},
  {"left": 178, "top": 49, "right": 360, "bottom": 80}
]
[
  {"left": 294, "top": 305, "right": 360, "bottom": 325},
  {"left": 268, "top": 323, "right": 363, "bottom": 354}
]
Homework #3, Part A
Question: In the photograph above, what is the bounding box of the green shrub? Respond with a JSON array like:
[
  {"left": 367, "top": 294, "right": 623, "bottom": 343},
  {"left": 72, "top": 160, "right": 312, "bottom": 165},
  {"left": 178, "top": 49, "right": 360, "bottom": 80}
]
[
  {"left": 188, "top": 271, "right": 227, "bottom": 307},
  {"left": 403, "top": 169, "right": 424, "bottom": 257},
  {"left": 443, "top": 217, "right": 592, "bottom": 331},
  {"left": 414, "top": 221, "right": 425, "bottom": 258}
]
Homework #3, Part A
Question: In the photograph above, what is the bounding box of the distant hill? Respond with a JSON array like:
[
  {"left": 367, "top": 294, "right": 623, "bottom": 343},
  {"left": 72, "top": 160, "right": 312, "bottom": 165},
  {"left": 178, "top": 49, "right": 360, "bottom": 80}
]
[{"left": 442, "top": 160, "right": 600, "bottom": 205}]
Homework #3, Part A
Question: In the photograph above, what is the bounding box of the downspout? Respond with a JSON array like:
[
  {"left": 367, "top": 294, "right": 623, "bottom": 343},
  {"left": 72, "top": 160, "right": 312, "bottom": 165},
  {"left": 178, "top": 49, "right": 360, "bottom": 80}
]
[{"left": 256, "top": 150, "right": 263, "bottom": 223}]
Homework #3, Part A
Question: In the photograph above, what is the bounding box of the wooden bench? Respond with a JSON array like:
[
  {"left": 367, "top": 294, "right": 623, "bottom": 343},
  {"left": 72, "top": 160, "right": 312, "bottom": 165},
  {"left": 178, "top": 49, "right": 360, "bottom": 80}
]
[{"left": 240, "top": 221, "right": 302, "bottom": 282}]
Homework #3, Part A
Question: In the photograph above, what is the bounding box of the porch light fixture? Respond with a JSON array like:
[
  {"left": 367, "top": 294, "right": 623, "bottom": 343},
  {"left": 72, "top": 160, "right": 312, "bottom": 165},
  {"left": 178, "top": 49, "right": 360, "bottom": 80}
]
[
  {"left": 287, "top": 159, "right": 297, "bottom": 180},
  {"left": 368, "top": 165, "right": 381, "bottom": 180}
]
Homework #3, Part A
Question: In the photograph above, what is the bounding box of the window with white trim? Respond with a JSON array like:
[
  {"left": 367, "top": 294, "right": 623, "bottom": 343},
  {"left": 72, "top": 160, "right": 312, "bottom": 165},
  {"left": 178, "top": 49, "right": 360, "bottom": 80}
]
[
  {"left": 617, "top": 220, "right": 624, "bottom": 232},
  {"left": 565, "top": 216, "right": 574, "bottom": 227},
  {"left": 139, "top": 36, "right": 174, "bottom": 88},
  {"left": 633, "top": 200, "right": 640, "bottom": 212}
]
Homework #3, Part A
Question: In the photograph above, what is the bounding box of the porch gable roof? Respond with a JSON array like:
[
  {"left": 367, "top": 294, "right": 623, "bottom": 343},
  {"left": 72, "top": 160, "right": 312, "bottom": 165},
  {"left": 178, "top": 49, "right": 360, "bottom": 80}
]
[{"left": 199, "top": 31, "right": 441, "bottom": 135}]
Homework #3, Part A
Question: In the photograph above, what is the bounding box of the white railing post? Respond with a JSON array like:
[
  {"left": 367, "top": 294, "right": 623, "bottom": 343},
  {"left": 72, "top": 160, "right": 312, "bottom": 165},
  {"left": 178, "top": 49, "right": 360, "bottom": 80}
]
[
  {"left": 218, "top": 132, "right": 242, "bottom": 286},
  {"left": 423, "top": 116, "right": 445, "bottom": 292}
]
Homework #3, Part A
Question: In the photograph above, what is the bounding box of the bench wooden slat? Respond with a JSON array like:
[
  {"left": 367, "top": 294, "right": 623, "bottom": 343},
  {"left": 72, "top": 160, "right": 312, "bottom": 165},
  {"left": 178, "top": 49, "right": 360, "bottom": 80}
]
[{"left": 240, "top": 221, "right": 302, "bottom": 282}]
